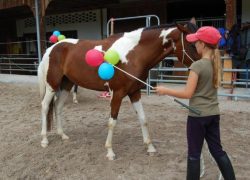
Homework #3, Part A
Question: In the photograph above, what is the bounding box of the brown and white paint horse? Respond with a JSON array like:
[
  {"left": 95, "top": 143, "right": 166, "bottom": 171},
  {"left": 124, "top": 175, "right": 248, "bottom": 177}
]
[{"left": 38, "top": 23, "right": 199, "bottom": 160}]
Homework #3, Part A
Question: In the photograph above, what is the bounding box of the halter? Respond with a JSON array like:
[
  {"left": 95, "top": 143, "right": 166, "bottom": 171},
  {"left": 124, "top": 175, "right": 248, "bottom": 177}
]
[{"left": 180, "top": 32, "right": 195, "bottom": 66}]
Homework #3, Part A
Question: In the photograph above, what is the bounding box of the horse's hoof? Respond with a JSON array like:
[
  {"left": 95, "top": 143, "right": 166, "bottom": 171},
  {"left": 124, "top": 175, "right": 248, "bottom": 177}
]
[
  {"left": 62, "top": 134, "right": 69, "bottom": 140},
  {"left": 41, "top": 141, "right": 48, "bottom": 148},
  {"left": 147, "top": 144, "right": 157, "bottom": 153},
  {"left": 106, "top": 154, "right": 116, "bottom": 161},
  {"left": 41, "top": 138, "right": 48, "bottom": 148},
  {"left": 107, "top": 155, "right": 116, "bottom": 160},
  {"left": 148, "top": 152, "right": 156, "bottom": 157},
  {"left": 73, "top": 100, "right": 78, "bottom": 104}
]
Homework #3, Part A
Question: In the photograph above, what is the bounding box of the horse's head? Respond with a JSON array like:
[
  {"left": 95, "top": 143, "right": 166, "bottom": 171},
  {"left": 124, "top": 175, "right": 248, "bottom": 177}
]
[{"left": 162, "top": 23, "right": 200, "bottom": 67}]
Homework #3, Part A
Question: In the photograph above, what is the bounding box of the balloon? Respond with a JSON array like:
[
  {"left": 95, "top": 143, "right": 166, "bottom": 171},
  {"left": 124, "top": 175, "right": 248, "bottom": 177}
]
[
  {"left": 85, "top": 49, "right": 104, "bottom": 67},
  {"left": 104, "top": 49, "right": 120, "bottom": 65},
  {"left": 49, "top": 35, "right": 58, "bottom": 43},
  {"left": 98, "top": 62, "right": 114, "bottom": 80},
  {"left": 58, "top": 34, "right": 66, "bottom": 41},
  {"left": 53, "top": 30, "right": 61, "bottom": 37}
]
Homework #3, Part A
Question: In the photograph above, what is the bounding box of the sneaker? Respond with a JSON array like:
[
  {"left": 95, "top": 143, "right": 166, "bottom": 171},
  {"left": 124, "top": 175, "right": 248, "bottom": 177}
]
[
  {"left": 105, "top": 92, "right": 111, "bottom": 97},
  {"left": 98, "top": 91, "right": 110, "bottom": 98}
]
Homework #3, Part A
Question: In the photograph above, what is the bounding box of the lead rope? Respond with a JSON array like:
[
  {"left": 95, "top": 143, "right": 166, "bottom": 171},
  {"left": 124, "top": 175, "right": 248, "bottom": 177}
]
[{"left": 181, "top": 32, "right": 195, "bottom": 65}]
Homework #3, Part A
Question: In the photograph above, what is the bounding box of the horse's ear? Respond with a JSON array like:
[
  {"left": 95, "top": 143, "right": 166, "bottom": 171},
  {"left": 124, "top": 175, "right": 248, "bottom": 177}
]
[{"left": 176, "top": 23, "right": 189, "bottom": 33}]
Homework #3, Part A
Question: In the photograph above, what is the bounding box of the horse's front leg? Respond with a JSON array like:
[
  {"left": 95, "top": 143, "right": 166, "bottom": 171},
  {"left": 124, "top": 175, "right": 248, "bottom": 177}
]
[
  {"left": 105, "top": 92, "right": 122, "bottom": 160},
  {"left": 129, "top": 91, "right": 156, "bottom": 155},
  {"left": 105, "top": 117, "right": 117, "bottom": 160}
]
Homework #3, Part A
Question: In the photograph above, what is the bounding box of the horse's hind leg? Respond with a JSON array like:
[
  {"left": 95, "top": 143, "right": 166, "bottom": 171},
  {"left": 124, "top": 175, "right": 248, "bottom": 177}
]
[
  {"left": 54, "top": 89, "right": 70, "bottom": 140},
  {"left": 72, "top": 85, "right": 78, "bottom": 104},
  {"left": 41, "top": 88, "right": 55, "bottom": 147},
  {"left": 55, "top": 78, "right": 74, "bottom": 140},
  {"left": 129, "top": 91, "right": 156, "bottom": 155}
]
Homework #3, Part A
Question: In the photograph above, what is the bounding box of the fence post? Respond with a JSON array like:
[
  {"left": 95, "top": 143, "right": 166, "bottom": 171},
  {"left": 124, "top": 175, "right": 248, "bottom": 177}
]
[
  {"left": 222, "top": 53, "right": 233, "bottom": 88},
  {"left": 35, "top": 0, "right": 42, "bottom": 64}
]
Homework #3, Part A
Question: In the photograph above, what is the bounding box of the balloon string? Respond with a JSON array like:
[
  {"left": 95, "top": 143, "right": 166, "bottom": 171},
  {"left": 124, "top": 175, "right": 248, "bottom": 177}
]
[
  {"left": 113, "top": 65, "right": 153, "bottom": 89},
  {"left": 112, "top": 64, "right": 201, "bottom": 115}
]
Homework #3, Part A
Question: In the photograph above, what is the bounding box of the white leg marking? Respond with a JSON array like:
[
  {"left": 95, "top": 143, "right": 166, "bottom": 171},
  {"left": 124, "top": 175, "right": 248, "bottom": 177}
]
[
  {"left": 54, "top": 90, "right": 70, "bottom": 140},
  {"left": 200, "top": 153, "right": 205, "bottom": 177},
  {"left": 73, "top": 92, "right": 78, "bottom": 104},
  {"left": 105, "top": 118, "right": 117, "bottom": 160},
  {"left": 41, "top": 88, "right": 55, "bottom": 148},
  {"left": 132, "top": 100, "right": 156, "bottom": 154}
]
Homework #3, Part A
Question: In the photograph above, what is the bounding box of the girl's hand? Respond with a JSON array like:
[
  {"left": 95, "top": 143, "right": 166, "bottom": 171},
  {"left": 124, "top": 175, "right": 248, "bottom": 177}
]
[{"left": 154, "top": 86, "right": 167, "bottom": 95}]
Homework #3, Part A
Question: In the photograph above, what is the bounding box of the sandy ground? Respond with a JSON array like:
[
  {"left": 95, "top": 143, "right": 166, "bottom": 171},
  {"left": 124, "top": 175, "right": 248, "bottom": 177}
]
[{"left": 0, "top": 79, "right": 250, "bottom": 180}]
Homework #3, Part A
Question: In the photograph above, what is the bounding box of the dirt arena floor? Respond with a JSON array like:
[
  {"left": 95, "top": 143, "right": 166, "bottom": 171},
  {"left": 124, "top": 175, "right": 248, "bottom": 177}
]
[{"left": 0, "top": 81, "right": 249, "bottom": 180}]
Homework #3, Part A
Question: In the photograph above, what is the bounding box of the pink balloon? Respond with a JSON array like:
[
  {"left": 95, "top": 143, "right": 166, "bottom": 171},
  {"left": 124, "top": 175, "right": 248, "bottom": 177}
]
[
  {"left": 49, "top": 35, "right": 58, "bottom": 43},
  {"left": 85, "top": 49, "right": 104, "bottom": 67}
]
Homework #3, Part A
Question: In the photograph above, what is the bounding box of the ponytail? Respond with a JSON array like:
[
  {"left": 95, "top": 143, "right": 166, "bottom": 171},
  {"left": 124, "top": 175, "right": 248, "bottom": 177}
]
[{"left": 212, "top": 49, "right": 221, "bottom": 88}]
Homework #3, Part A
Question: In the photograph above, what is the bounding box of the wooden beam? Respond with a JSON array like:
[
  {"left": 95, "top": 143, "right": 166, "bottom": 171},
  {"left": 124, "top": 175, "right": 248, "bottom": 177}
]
[
  {"left": 225, "top": 0, "right": 236, "bottom": 30},
  {"left": 0, "top": 0, "right": 33, "bottom": 10}
]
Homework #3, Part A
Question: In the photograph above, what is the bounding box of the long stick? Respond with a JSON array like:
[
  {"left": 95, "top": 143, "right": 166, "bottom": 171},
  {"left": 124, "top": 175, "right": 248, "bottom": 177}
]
[{"left": 113, "top": 65, "right": 201, "bottom": 115}]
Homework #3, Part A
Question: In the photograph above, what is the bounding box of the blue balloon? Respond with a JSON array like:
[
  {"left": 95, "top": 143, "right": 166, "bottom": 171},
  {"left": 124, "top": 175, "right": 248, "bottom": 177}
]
[
  {"left": 53, "top": 30, "right": 61, "bottom": 37},
  {"left": 98, "top": 62, "right": 114, "bottom": 80}
]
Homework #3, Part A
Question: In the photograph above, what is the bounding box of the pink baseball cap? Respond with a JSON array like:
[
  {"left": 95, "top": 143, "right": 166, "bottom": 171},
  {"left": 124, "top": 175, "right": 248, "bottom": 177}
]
[{"left": 186, "top": 26, "right": 222, "bottom": 45}]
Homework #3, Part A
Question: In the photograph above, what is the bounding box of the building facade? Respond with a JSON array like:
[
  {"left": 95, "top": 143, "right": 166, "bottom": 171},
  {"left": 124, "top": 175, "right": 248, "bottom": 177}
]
[{"left": 0, "top": 0, "right": 247, "bottom": 63}]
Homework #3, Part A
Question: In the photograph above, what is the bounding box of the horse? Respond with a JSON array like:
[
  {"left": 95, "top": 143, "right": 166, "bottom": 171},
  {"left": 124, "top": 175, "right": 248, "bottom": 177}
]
[
  {"left": 38, "top": 22, "right": 199, "bottom": 160},
  {"left": 72, "top": 84, "right": 78, "bottom": 103}
]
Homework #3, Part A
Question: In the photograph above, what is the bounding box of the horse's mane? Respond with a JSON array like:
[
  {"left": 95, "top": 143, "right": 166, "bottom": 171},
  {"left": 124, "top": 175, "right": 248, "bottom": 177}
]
[
  {"left": 108, "top": 33, "right": 124, "bottom": 39},
  {"left": 107, "top": 23, "right": 176, "bottom": 39},
  {"left": 143, "top": 23, "right": 176, "bottom": 31},
  {"left": 186, "top": 22, "right": 198, "bottom": 33}
]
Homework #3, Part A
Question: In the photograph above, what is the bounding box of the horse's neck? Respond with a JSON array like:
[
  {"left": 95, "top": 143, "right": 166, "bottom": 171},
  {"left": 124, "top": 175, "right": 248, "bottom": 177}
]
[{"left": 137, "top": 28, "right": 171, "bottom": 69}]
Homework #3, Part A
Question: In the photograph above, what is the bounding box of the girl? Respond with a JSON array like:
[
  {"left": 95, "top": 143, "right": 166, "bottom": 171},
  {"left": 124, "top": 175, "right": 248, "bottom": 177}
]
[{"left": 155, "top": 26, "right": 235, "bottom": 180}]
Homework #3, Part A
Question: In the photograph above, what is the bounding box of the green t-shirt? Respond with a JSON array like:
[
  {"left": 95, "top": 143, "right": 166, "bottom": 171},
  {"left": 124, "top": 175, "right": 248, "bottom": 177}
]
[{"left": 188, "top": 58, "right": 220, "bottom": 117}]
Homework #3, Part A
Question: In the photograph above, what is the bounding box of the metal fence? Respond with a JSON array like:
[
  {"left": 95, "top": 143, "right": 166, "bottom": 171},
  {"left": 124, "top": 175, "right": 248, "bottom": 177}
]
[
  {"left": 147, "top": 56, "right": 250, "bottom": 98},
  {"left": 150, "top": 57, "right": 250, "bottom": 85},
  {"left": 0, "top": 54, "right": 38, "bottom": 75},
  {"left": 1, "top": 54, "right": 250, "bottom": 98},
  {"left": 177, "top": 17, "right": 225, "bottom": 28}
]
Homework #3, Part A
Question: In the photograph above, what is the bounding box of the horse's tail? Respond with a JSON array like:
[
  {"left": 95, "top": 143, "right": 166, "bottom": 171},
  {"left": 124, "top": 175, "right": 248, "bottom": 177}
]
[{"left": 38, "top": 61, "right": 46, "bottom": 100}]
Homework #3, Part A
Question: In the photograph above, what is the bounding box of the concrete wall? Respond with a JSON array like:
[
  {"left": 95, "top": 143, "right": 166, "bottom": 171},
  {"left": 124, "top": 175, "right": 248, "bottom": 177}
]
[{"left": 16, "top": 9, "right": 107, "bottom": 40}]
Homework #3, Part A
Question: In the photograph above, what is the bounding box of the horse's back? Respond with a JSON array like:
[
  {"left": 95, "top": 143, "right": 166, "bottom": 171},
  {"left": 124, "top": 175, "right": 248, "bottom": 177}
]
[
  {"left": 41, "top": 39, "right": 110, "bottom": 91},
  {"left": 40, "top": 34, "right": 131, "bottom": 92}
]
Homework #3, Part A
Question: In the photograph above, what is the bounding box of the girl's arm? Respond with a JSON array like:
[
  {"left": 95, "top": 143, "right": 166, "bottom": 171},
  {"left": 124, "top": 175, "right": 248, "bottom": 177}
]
[{"left": 154, "top": 70, "right": 198, "bottom": 99}]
